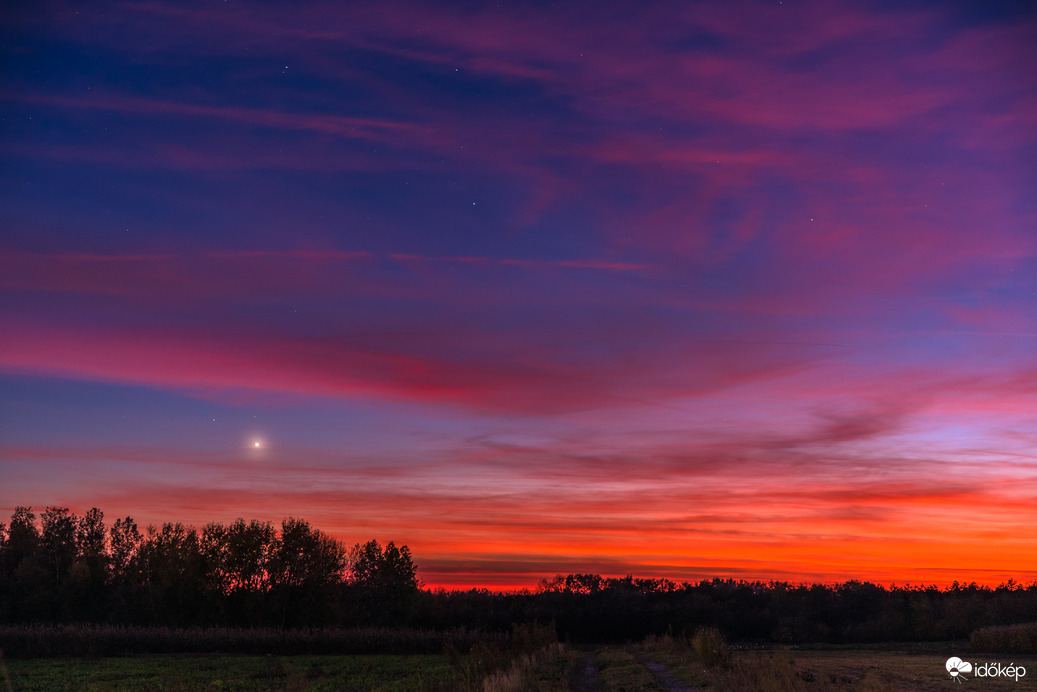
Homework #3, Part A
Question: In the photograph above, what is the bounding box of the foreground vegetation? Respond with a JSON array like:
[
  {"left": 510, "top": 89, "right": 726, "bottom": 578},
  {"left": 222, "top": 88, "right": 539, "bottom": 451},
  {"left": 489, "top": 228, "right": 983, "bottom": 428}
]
[
  {"left": 0, "top": 624, "right": 498, "bottom": 658},
  {"left": 635, "top": 640, "right": 1032, "bottom": 692},
  {"left": 5, "top": 637, "right": 1034, "bottom": 691},
  {"left": 2, "top": 653, "right": 458, "bottom": 692},
  {"left": 0, "top": 622, "right": 562, "bottom": 691}
]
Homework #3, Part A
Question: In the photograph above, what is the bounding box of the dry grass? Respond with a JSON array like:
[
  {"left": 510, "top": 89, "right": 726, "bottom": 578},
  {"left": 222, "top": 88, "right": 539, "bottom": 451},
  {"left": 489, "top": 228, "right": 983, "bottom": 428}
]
[
  {"left": 639, "top": 639, "right": 1028, "bottom": 692},
  {"left": 445, "top": 622, "right": 562, "bottom": 692},
  {"left": 699, "top": 648, "right": 1033, "bottom": 692},
  {"left": 641, "top": 627, "right": 728, "bottom": 669},
  {"left": 481, "top": 643, "right": 568, "bottom": 692},
  {"left": 691, "top": 626, "right": 727, "bottom": 668},
  {"left": 707, "top": 648, "right": 805, "bottom": 692},
  {"left": 970, "top": 622, "right": 1037, "bottom": 654}
]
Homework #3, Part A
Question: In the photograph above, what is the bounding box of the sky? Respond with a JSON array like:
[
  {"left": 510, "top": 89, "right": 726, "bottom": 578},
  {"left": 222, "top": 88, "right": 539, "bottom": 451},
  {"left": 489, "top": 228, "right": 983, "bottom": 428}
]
[{"left": 1, "top": 0, "right": 1035, "bottom": 590}]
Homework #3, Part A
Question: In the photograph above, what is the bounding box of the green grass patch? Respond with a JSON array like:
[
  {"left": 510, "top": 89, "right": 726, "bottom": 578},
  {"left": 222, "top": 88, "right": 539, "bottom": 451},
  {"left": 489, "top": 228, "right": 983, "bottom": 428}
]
[
  {"left": 3, "top": 653, "right": 458, "bottom": 692},
  {"left": 530, "top": 646, "right": 576, "bottom": 690},
  {"left": 594, "top": 647, "right": 661, "bottom": 691}
]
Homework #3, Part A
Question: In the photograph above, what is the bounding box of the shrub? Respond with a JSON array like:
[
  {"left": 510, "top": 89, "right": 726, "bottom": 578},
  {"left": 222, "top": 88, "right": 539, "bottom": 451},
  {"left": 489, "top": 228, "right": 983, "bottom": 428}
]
[{"left": 692, "top": 626, "right": 727, "bottom": 667}]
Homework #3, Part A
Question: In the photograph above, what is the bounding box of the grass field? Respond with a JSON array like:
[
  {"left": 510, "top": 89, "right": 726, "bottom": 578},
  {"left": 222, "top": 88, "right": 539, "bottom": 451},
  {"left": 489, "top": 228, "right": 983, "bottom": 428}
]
[
  {"left": 1, "top": 653, "right": 458, "bottom": 692},
  {"left": 3, "top": 645, "right": 1034, "bottom": 691},
  {"left": 639, "top": 643, "right": 1036, "bottom": 691}
]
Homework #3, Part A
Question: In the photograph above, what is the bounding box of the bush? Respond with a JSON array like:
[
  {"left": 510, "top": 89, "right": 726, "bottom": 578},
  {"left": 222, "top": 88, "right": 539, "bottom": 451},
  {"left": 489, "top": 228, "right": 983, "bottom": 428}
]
[{"left": 692, "top": 626, "right": 727, "bottom": 667}]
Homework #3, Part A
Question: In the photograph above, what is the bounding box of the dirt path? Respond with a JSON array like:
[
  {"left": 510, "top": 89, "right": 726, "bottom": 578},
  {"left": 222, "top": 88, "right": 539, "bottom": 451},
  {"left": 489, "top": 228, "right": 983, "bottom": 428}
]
[
  {"left": 570, "top": 651, "right": 603, "bottom": 692},
  {"left": 638, "top": 657, "right": 701, "bottom": 692}
]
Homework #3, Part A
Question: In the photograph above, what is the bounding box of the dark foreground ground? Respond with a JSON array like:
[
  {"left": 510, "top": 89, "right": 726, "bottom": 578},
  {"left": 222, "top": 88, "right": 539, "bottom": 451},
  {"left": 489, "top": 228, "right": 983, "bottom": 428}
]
[{"left": 4, "top": 642, "right": 1034, "bottom": 691}]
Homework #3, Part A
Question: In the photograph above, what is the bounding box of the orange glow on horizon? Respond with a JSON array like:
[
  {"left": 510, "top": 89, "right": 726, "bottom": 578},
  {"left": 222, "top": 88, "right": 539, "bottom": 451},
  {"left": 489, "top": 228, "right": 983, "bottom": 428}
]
[{"left": 29, "top": 461, "right": 1032, "bottom": 592}]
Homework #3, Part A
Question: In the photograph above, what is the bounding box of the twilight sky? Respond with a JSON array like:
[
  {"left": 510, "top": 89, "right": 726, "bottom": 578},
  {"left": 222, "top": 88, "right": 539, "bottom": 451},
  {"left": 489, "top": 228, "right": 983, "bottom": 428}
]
[{"left": 1, "top": 0, "right": 1035, "bottom": 589}]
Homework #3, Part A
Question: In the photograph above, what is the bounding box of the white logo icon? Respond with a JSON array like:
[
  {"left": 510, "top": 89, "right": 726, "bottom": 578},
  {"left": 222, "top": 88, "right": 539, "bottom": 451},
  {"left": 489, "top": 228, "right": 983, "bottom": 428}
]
[{"left": 947, "top": 657, "right": 973, "bottom": 682}]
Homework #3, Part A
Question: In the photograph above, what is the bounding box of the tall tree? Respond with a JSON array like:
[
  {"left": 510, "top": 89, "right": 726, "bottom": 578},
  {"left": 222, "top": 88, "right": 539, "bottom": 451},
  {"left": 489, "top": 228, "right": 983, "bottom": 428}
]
[
  {"left": 225, "top": 518, "right": 275, "bottom": 593},
  {"left": 347, "top": 540, "right": 420, "bottom": 624},
  {"left": 109, "top": 516, "right": 142, "bottom": 581},
  {"left": 77, "top": 509, "right": 106, "bottom": 557},
  {"left": 67, "top": 508, "right": 109, "bottom": 620},
  {"left": 40, "top": 507, "right": 78, "bottom": 585},
  {"left": 108, "top": 516, "right": 145, "bottom": 623},
  {"left": 349, "top": 540, "right": 420, "bottom": 598},
  {"left": 140, "top": 522, "right": 207, "bottom": 625},
  {"left": 272, "top": 517, "right": 346, "bottom": 627},
  {"left": 200, "top": 521, "right": 231, "bottom": 596},
  {"left": 2, "top": 506, "right": 39, "bottom": 574},
  {"left": 0, "top": 507, "right": 46, "bottom": 620}
]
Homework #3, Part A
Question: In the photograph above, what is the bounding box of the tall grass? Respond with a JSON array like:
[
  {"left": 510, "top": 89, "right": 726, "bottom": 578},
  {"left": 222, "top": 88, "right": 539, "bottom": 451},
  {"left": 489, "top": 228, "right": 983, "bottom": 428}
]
[
  {"left": 692, "top": 626, "right": 728, "bottom": 668},
  {"left": 641, "top": 625, "right": 729, "bottom": 668},
  {"left": 969, "top": 621, "right": 1037, "bottom": 654},
  {"left": 480, "top": 643, "right": 566, "bottom": 692},
  {"left": 702, "top": 650, "right": 898, "bottom": 692},
  {"left": 444, "top": 622, "right": 559, "bottom": 692},
  {"left": 709, "top": 648, "right": 803, "bottom": 692}
]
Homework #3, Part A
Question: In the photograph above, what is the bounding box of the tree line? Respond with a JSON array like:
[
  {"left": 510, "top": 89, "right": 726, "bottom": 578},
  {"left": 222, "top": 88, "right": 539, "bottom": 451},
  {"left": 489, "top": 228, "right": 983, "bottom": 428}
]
[
  {"left": 0, "top": 506, "right": 418, "bottom": 628},
  {"left": 523, "top": 573, "right": 1037, "bottom": 643},
  {"left": 3, "top": 506, "right": 1037, "bottom": 645}
]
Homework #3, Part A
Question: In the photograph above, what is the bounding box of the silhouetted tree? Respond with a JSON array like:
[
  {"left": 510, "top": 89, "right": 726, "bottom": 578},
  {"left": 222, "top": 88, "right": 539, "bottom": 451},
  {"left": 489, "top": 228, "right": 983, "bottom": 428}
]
[
  {"left": 1, "top": 506, "right": 39, "bottom": 574},
  {"left": 349, "top": 540, "right": 420, "bottom": 596},
  {"left": 109, "top": 516, "right": 143, "bottom": 580},
  {"left": 76, "top": 509, "right": 107, "bottom": 562},
  {"left": 40, "top": 507, "right": 77, "bottom": 586},
  {"left": 346, "top": 540, "right": 420, "bottom": 625},
  {"left": 200, "top": 518, "right": 276, "bottom": 625},
  {"left": 271, "top": 517, "right": 346, "bottom": 627},
  {"left": 0, "top": 507, "right": 47, "bottom": 620},
  {"left": 140, "top": 522, "right": 208, "bottom": 625},
  {"left": 67, "top": 508, "right": 108, "bottom": 620},
  {"left": 225, "top": 518, "right": 276, "bottom": 593}
]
